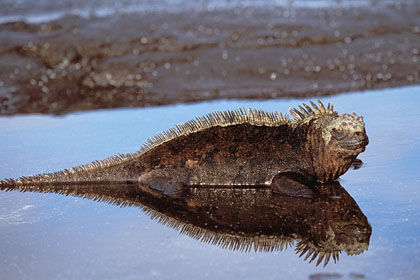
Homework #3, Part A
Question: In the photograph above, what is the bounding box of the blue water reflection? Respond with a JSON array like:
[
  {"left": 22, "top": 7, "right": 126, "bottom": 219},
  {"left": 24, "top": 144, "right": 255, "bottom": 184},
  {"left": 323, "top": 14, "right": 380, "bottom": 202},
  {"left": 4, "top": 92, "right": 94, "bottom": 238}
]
[{"left": 0, "top": 85, "right": 419, "bottom": 279}]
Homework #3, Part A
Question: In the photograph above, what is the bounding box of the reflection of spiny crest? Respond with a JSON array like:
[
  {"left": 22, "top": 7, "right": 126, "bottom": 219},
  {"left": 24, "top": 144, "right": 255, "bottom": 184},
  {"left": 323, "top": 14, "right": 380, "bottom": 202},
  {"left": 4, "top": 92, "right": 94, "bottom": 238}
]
[
  {"left": 295, "top": 241, "right": 339, "bottom": 267},
  {"left": 143, "top": 205, "right": 294, "bottom": 252},
  {"left": 141, "top": 204, "right": 339, "bottom": 267},
  {"left": 0, "top": 182, "right": 141, "bottom": 208}
]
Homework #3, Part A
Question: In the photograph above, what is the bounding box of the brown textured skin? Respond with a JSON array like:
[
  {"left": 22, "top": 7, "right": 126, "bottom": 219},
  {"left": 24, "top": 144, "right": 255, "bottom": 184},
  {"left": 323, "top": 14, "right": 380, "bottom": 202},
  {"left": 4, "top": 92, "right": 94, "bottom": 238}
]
[
  {"left": 307, "top": 115, "right": 368, "bottom": 182},
  {"left": 6, "top": 116, "right": 364, "bottom": 196},
  {"left": 136, "top": 123, "right": 319, "bottom": 194},
  {"left": 136, "top": 115, "right": 367, "bottom": 195},
  {"left": 0, "top": 105, "right": 368, "bottom": 198},
  {"left": 307, "top": 121, "right": 356, "bottom": 183}
]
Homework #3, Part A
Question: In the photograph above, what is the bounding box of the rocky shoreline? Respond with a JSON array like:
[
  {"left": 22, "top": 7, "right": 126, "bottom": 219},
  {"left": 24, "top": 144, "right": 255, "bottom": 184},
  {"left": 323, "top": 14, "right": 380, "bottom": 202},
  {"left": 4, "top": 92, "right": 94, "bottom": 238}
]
[{"left": 0, "top": 3, "right": 419, "bottom": 115}]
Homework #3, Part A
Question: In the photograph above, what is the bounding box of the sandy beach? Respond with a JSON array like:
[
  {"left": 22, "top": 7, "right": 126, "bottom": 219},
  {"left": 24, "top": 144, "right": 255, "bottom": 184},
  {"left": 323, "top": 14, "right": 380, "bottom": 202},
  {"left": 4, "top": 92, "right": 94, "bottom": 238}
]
[{"left": 0, "top": 2, "right": 419, "bottom": 115}]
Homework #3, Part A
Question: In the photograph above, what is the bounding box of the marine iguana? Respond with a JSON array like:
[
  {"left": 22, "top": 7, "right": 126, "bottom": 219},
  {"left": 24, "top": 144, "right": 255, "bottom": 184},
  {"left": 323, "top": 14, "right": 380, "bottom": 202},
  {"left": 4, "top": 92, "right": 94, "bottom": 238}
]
[{"left": 0, "top": 100, "right": 368, "bottom": 196}]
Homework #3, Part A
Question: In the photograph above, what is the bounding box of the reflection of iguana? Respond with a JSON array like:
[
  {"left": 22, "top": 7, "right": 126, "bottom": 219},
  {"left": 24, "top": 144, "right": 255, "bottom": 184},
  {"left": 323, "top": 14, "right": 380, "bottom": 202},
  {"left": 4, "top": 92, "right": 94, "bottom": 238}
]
[
  {"left": 0, "top": 101, "right": 368, "bottom": 196},
  {"left": 0, "top": 179, "right": 372, "bottom": 267},
  {"left": 180, "top": 182, "right": 371, "bottom": 267}
]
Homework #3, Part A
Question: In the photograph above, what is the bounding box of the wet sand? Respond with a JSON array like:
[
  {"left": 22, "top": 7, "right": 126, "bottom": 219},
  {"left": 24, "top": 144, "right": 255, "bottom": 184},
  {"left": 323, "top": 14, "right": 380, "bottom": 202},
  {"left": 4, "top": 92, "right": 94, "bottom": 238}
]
[{"left": 0, "top": 3, "right": 419, "bottom": 115}]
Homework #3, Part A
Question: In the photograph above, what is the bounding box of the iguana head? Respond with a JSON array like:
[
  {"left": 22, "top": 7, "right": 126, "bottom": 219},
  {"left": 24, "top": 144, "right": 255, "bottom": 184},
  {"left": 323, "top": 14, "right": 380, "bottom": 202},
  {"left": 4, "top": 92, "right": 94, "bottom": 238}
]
[
  {"left": 290, "top": 101, "right": 369, "bottom": 182},
  {"left": 314, "top": 112, "right": 368, "bottom": 182},
  {"left": 321, "top": 113, "right": 368, "bottom": 154}
]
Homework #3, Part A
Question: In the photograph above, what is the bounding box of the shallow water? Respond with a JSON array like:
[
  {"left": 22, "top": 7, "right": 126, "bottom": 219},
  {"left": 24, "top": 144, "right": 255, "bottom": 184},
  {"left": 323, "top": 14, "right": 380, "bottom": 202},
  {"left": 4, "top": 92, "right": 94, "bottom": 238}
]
[{"left": 0, "top": 85, "right": 420, "bottom": 279}]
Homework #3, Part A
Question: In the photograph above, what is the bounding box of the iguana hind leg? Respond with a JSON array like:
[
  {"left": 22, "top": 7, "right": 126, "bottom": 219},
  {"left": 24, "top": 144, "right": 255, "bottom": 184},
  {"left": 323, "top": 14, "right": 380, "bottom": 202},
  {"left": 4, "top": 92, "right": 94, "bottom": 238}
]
[
  {"left": 270, "top": 172, "right": 316, "bottom": 199},
  {"left": 138, "top": 168, "right": 188, "bottom": 197}
]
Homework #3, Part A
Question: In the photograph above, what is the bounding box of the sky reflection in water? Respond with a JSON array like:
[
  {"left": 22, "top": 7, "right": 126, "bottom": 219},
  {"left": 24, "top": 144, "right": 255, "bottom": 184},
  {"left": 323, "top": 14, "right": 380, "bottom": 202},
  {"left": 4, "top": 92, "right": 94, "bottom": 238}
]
[{"left": 0, "top": 85, "right": 420, "bottom": 279}]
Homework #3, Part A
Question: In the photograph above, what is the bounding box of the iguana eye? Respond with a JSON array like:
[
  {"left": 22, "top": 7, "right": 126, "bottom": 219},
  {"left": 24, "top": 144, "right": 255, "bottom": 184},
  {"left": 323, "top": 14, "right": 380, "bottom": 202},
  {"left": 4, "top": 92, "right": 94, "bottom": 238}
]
[{"left": 331, "top": 129, "right": 345, "bottom": 140}]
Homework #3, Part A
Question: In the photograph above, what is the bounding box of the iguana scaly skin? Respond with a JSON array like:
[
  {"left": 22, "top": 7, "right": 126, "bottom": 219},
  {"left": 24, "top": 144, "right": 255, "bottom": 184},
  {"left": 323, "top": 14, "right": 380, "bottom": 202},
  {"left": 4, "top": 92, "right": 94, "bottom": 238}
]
[{"left": 0, "top": 101, "right": 368, "bottom": 194}]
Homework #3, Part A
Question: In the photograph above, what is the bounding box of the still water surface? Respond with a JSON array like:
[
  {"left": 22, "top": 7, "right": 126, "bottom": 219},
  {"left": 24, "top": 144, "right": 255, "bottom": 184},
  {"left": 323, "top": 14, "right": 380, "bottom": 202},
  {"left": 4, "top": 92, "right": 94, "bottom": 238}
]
[{"left": 0, "top": 86, "right": 419, "bottom": 279}]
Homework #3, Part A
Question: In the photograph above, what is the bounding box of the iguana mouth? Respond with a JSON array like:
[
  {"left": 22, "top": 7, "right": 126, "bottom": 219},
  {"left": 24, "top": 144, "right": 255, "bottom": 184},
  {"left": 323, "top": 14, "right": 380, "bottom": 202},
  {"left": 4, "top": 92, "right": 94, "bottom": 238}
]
[{"left": 340, "top": 137, "right": 369, "bottom": 150}]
